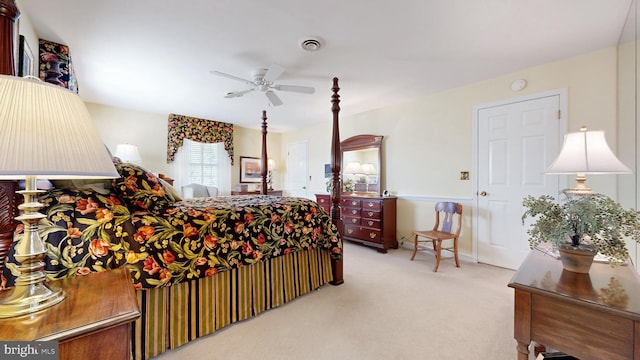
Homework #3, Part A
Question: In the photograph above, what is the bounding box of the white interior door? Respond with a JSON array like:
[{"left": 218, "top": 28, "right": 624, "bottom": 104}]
[
  {"left": 287, "top": 141, "right": 309, "bottom": 198},
  {"left": 475, "top": 92, "right": 565, "bottom": 269}
]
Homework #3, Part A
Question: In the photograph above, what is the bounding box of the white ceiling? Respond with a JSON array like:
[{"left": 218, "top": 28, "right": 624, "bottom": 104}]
[{"left": 19, "top": 0, "right": 632, "bottom": 132}]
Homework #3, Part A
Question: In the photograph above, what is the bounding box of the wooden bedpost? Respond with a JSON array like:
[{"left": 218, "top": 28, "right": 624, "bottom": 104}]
[
  {"left": 330, "top": 77, "right": 344, "bottom": 285},
  {"left": 0, "top": 0, "right": 20, "bottom": 76},
  {"left": 260, "top": 110, "right": 268, "bottom": 195},
  {"left": 0, "top": 0, "right": 20, "bottom": 286}
]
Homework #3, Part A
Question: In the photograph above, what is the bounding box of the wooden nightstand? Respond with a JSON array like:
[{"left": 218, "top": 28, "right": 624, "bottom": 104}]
[
  {"left": 0, "top": 268, "right": 140, "bottom": 360},
  {"left": 232, "top": 190, "right": 283, "bottom": 196},
  {"left": 158, "top": 173, "right": 174, "bottom": 185}
]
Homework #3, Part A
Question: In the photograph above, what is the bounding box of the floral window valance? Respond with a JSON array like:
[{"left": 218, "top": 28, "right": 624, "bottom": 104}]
[{"left": 167, "top": 113, "right": 234, "bottom": 165}]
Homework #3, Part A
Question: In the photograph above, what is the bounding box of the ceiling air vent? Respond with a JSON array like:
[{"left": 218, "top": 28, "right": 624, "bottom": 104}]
[{"left": 301, "top": 38, "right": 322, "bottom": 51}]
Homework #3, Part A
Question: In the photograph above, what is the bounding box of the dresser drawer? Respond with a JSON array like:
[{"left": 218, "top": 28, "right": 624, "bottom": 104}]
[
  {"left": 344, "top": 208, "right": 360, "bottom": 217},
  {"left": 315, "top": 195, "right": 331, "bottom": 214},
  {"left": 361, "top": 199, "right": 382, "bottom": 210},
  {"left": 344, "top": 224, "right": 382, "bottom": 243},
  {"left": 361, "top": 209, "right": 381, "bottom": 220},
  {"left": 316, "top": 195, "right": 330, "bottom": 206},
  {"left": 341, "top": 198, "right": 361, "bottom": 208},
  {"left": 361, "top": 218, "right": 381, "bottom": 229},
  {"left": 344, "top": 216, "right": 361, "bottom": 225}
]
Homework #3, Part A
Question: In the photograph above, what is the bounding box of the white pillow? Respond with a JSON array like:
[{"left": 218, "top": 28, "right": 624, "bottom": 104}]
[{"left": 181, "top": 186, "right": 195, "bottom": 199}]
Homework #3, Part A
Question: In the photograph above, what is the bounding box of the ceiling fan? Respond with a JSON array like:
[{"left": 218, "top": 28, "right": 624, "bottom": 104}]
[{"left": 210, "top": 64, "right": 315, "bottom": 106}]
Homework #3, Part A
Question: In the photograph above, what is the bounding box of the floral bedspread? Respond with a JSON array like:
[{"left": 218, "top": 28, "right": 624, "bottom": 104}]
[{"left": 2, "top": 189, "right": 342, "bottom": 289}]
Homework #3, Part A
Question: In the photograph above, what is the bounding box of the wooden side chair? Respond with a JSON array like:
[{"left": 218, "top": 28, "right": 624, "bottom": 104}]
[{"left": 411, "top": 202, "right": 463, "bottom": 272}]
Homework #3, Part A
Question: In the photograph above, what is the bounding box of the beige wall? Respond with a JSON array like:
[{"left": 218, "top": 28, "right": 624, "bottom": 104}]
[
  {"left": 86, "top": 102, "right": 282, "bottom": 188},
  {"left": 281, "top": 47, "right": 620, "bottom": 257},
  {"left": 16, "top": 0, "right": 38, "bottom": 73}
]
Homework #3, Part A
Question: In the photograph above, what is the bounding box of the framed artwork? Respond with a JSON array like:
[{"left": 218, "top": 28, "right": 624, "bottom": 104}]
[
  {"left": 18, "top": 35, "right": 34, "bottom": 77},
  {"left": 240, "top": 156, "right": 262, "bottom": 183},
  {"left": 38, "top": 39, "right": 78, "bottom": 93}
]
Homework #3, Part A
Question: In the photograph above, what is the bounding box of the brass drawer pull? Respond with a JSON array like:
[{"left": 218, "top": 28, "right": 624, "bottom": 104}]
[
  {"left": 347, "top": 229, "right": 353, "bottom": 234},
  {"left": 367, "top": 211, "right": 374, "bottom": 217},
  {"left": 369, "top": 233, "right": 377, "bottom": 239},
  {"left": 367, "top": 202, "right": 374, "bottom": 207},
  {"left": 368, "top": 221, "right": 374, "bottom": 226}
]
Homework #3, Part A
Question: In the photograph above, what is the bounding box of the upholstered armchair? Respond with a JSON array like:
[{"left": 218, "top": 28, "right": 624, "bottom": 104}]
[{"left": 181, "top": 183, "right": 218, "bottom": 199}]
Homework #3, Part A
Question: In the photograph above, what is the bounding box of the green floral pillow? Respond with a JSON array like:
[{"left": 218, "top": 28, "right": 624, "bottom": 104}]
[{"left": 112, "top": 163, "right": 176, "bottom": 213}]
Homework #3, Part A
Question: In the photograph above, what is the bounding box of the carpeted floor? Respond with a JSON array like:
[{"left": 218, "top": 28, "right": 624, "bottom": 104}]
[{"left": 153, "top": 241, "right": 517, "bottom": 360}]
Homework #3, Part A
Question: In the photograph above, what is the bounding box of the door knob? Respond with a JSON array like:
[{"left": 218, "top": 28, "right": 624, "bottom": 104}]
[{"left": 480, "top": 191, "right": 487, "bottom": 196}]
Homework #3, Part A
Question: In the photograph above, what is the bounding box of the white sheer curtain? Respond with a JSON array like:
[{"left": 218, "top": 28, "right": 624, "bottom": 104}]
[
  {"left": 170, "top": 144, "right": 190, "bottom": 195},
  {"left": 216, "top": 142, "right": 231, "bottom": 195},
  {"left": 170, "top": 139, "right": 231, "bottom": 196}
]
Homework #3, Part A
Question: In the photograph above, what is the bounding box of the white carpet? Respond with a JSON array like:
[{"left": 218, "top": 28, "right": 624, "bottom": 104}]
[{"left": 153, "top": 241, "right": 517, "bottom": 360}]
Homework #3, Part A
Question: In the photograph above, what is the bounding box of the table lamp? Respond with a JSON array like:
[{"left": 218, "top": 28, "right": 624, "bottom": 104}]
[
  {"left": 545, "top": 126, "right": 631, "bottom": 195},
  {"left": 267, "top": 158, "right": 276, "bottom": 190},
  {"left": 114, "top": 143, "right": 143, "bottom": 165},
  {"left": 344, "top": 162, "right": 362, "bottom": 193},
  {"left": 0, "top": 75, "right": 119, "bottom": 317},
  {"left": 361, "top": 163, "right": 376, "bottom": 192}
]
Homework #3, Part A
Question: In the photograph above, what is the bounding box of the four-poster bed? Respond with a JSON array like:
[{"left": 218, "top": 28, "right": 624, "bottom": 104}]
[{"left": 0, "top": 78, "right": 345, "bottom": 359}]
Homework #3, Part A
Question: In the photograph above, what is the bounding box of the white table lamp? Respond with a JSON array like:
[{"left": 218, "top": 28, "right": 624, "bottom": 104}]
[
  {"left": 114, "top": 143, "right": 143, "bottom": 165},
  {"left": 0, "top": 75, "right": 119, "bottom": 317},
  {"left": 545, "top": 126, "right": 631, "bottom": 195}
]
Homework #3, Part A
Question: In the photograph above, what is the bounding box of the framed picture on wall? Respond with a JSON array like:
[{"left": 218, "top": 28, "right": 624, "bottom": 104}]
[
  {"left": 240, "top": 156, "right": 262, "bottom": 183},
  {"left": 18, "top": 35, "right": 34, "bottom": 77}
]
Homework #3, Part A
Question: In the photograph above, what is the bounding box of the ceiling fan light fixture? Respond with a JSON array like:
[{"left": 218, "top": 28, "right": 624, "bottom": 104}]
[
  {"left": 301, "top": 37, "right": 323, "bottom": 51},
  {"left": 212, "top": 64, "right": 315, "bottom": 106}
]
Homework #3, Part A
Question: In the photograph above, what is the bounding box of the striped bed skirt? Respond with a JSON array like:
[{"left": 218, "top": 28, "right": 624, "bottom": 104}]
[{"left": 131, "top": 248, "right": 334, "bottom": 360}]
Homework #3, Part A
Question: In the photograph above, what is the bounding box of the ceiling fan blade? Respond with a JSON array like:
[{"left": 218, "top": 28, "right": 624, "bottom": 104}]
[
  {"left": 225, "top": 88, "right": 255, "bottom": 98},
  {"left": 210, "top": 70, "right": 255, "bottom": 86},
  {"left": 265, "top": 90, "right": 283, "bottom": 106},
  {"left": 274, "top": 84, "right": 315, "bottom": 94},
  {"left": 263, "top": 64, "right": 285, "bottom": 82}
]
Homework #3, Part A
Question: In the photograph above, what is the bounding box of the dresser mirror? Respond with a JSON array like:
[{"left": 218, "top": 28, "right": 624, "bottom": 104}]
[{"left": 341, "top": 135, "right": 383, "bottom": 196}]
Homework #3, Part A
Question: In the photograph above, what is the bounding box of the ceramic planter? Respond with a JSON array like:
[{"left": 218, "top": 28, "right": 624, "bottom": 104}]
[{"left": 558, "top": 243, "right": 597, "bottom": 273}]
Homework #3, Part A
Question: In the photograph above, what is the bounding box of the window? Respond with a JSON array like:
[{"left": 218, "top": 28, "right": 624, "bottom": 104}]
[
  {"left": 170, "top": 139, "right": 231, "bottom": 194},
  {"left": 187, "top": 140, "right": 218, "bottom": 187}
]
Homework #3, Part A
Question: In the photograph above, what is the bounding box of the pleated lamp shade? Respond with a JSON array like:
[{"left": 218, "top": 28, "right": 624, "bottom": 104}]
[
  {"left": 0, "top": 75, "right": 118, "bottom": 180},
  {"left": 361, "top": 163, "right": 376, "bottom": 175},
  {"left": 344, "top": 162, "right": 362, "bottom": 175}
]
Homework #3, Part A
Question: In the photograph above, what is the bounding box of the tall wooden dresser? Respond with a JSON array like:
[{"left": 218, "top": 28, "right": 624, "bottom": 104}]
[{"left": 316, "top": 194, "right": 397, "bottom": 253}]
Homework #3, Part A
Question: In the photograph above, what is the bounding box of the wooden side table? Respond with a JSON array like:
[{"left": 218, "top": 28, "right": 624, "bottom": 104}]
[
  {"left": 508, "top": 250, "right": 640, "bottom": 359},
  {"left": 158, "top": 173, "right": 174, "bottom": 185},
  {"left": 232, "top": 190, "right": 283, "bottom": 196},
  {"left": 0, "top": 268, "right": 140, "bottom": 360}
]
